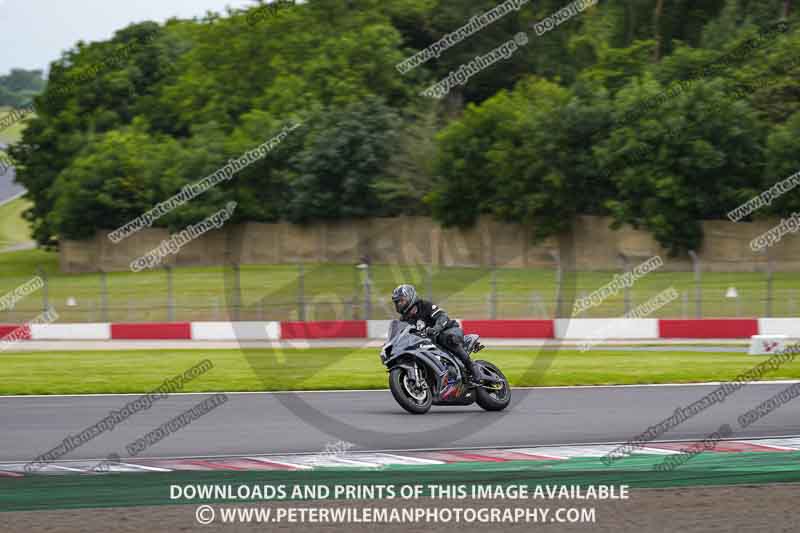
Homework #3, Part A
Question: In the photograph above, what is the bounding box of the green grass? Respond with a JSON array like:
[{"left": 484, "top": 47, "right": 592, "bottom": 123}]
[
  {"left": 0, "top": 196, "right": 32, "bottom": 249},
  {"left": 0, "top": 105, "right": 32, "bottom": 144},
  {"left": 0, "top": 348, "right": 797, "bottom": 395},
  {"left": 0, "top": 248, "right": 798, "bottom": 322}
]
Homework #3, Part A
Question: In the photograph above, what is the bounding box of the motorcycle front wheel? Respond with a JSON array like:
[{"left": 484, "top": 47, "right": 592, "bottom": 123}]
[{"left": 389, "top": 367, "right": 432, "bottom": 414}]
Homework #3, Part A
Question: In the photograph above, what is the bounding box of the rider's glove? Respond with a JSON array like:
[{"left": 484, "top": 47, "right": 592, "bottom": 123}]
[{"left": 425, "top": 327, "right": 438, "bottom": 339}]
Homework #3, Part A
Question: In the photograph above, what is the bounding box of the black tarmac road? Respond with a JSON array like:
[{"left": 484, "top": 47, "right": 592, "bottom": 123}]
[{"left": 3, "top": 382, "right": 799, "bottom": 463}]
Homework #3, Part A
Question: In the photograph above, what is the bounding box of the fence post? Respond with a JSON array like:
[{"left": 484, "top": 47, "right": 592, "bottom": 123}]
[
  {"left": 99, "top": 270, "right": 109, "bottom": 322},
  {"left": 232, "top": 263, "right": 241, "bottom": 322},
  {"left": 531, "top": 292, "right": 546, "bottom": 318},
  {"left": 297, "top": 263, "right": 306, "bottom": 321},
  {"left": 489, "top": 268, "right": 497, "bottom": 319},
  {"left": 165, "top": 266, "right": 175, "bottom": 322},
  {"left": 364, "top": 263, "right": 372, "bottom": 321},
  {"left": 618, "top": 253, "right": 631, "bottom": 315},
  {"left": 688, "top": 250, "right": 701, "bottom": 318},
  {"left": 211, "top": 296, "right": 220, "bottom": 321},
  {"left": 426, "top": 267, "right": 433, "bottom": 301},
  {"left": 549, "top": 251, "right": 562, "bottom": 318},
  {"left": 37, "top": 266, "right": 49, "bottom": 315},
  {"left": 766, "top": 258, "right": 774, "bottom": 317}
]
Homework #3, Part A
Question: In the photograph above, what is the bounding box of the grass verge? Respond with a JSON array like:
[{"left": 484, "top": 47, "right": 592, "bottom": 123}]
[
  {"left": 0, "top": 348, "right": 798, "bottom": 395},
  {"left": 0, "top": 196, "right": 32, "bottom": 249}
]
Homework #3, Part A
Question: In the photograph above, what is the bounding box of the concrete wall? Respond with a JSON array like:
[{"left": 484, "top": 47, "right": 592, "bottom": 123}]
[{"left": 60, "top": 215, "right": 800, "bottom": 273}]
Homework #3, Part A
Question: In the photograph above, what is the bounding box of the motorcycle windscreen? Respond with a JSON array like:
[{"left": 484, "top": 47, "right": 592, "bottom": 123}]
[{"left": 387, "top": 319, "right": 408, "bottom": 341}]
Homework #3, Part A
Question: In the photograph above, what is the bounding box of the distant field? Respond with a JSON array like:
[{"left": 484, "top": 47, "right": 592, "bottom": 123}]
[
  {"left": 0, "top": 347, "right": 797, "bottom": 395},
  {"left": 0, "top": 105, "right": 32, "bottom": 144},
  {"left": 0, "top": 248, "right": 797, "bottom": 322},
  {"left": 0, "top": 196, "right": 32, "bottom": 249}
]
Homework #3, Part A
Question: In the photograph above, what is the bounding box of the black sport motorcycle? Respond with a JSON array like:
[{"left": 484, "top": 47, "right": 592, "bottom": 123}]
[{"left": 380, "top": 320, "right": 511, "bottom": 414}]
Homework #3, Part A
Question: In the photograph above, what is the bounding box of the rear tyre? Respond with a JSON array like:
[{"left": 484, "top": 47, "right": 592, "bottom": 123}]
[
  {"left": 389, "top": 367, "right": 432, "bottom": 414},
  {"left": 474, "top": 360, "right": 511, "bottom": 411}
]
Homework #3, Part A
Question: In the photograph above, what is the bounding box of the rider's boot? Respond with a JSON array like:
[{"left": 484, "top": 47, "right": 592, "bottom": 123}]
[{"left": 464, "top": 360, "right": 482, "bottom": 386}]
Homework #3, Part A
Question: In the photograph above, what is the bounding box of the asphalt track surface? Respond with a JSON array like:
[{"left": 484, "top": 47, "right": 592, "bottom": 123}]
[
  {"left": 3, "top": 382, "right": 800, "bottom": 463},
  {"left": 0, "top": 168, "right": 23, "bottom": 203}
]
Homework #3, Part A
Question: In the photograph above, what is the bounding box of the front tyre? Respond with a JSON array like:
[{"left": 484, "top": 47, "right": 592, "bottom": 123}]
[
  {"left": 474, "top": 360, "right": 511, "bottom": 411},
  {"left": 389, "top": 367, "right": 432, "bottom": 414}
]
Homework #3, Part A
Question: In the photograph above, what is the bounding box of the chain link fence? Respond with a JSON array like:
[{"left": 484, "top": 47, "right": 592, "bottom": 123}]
[{"left": 0, "top": 258, "right": 795, "bottom": 323}]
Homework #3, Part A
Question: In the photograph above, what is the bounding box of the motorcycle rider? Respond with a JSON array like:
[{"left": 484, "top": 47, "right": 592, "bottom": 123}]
[{"left": 391, "top": 284, "right": 479, "bottom": 396}]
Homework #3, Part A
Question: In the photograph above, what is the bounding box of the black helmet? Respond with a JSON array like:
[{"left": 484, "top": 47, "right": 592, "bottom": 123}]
[{"left": 392, "top": 284, "right": 418, "bottom": 314}]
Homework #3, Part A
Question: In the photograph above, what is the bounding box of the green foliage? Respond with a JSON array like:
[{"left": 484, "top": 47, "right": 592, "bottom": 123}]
[
  {"left": 762, "top": 111, "right": 800, "bottom": 215},
  {"left": 285, "top": 97, "right": 399, "bottom": 222},
  {"left": 373, "top": 102, "right": 442, "bottom": 213},
  {"left": 600, "top": 75, "right": 766, "bottom": 254},
  {"left": 7, "top": 0, "right": 800, "bottom": 255},
  {"left": 431, "top": 78, "right": 612, "bottom": 240},
  {"left": 0, "top": 69, "right": 44, "bottom": 107},
  {"left": 49, "top": 119, "right": 180, "bottom": 239}
]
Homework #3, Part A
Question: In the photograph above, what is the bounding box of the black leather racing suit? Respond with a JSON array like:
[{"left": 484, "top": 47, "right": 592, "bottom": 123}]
[{"left": 400, "top": 300, "right": 475, "bottom": 376}]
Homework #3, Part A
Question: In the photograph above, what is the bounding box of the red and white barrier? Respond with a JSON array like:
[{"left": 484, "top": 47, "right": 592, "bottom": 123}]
[
  {"left": 758, "top": 318, "right": 800, "bottom": 337},
  {"left": 0, "top": 318, "right": 792, "bottom": 340},
  {"left": 554, "top": 319, "right": 658, "bottom": 340},
  {"left": 191, "top": 321, "right": 280, "bottom": 341},
  {"left": 111, "top": 322, "right": 192, "bottom": 340},
  {"left": 658, "top": 319, "right": 758, "bottom": 339},
  {"left": 30, "top": 323, "right": 110, "bottom": 340},
  {"left": 280, "top": 320, "right": 367, "bottom": 339},
  {"left": 461, "top": 320, "right": 554, "bottom": 338}
]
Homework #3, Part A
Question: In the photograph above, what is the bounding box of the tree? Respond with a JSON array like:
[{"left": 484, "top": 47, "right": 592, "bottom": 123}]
[
  {"left": 49, "top": 119, "right": 180, "bottom": 240},
  {"left": 285, "top": 97, "right": 399, "bottom": 222},
  {"left": 600, "top": 75, "right": 766, "bottom": 253},
  {"left": 373, "top": 102, "right": 442, "bottom": 213},
  {"left": 431, "top": 77, "right": 613, "bottom": 240}
]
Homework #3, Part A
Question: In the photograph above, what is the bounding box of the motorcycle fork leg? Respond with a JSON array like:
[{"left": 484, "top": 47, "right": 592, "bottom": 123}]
[{"left": 413, "top": 363, "right": 427, "bottom": 391}]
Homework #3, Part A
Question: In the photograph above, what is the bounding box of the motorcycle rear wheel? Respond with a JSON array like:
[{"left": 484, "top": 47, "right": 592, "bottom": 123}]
[
  {"left": 474, "top": 360, "right": 511, "bottom": 411},
  {"left": 389, "top": 367, "right": 432, "bottom": 414}
]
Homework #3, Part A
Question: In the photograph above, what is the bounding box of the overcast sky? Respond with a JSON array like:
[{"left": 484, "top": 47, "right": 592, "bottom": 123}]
[{"left": 0, "top": 0, "right": 256, "bottom": 75}]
